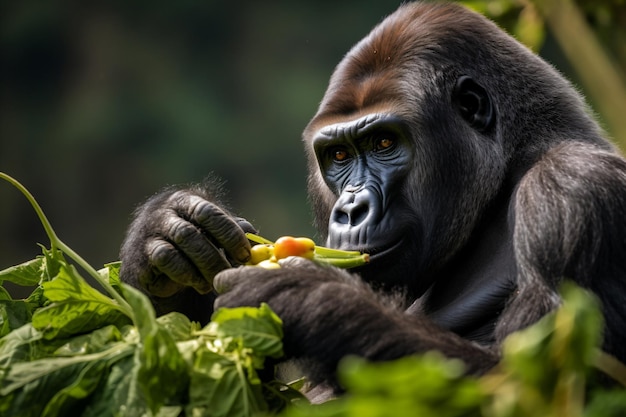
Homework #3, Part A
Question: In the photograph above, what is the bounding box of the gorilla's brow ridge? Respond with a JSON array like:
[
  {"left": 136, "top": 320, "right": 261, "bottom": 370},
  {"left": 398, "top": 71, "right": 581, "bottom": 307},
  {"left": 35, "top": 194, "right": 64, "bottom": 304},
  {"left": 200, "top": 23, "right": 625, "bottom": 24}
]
[{"left": 318, "top": 113, "right": 386, "bottom": 140}]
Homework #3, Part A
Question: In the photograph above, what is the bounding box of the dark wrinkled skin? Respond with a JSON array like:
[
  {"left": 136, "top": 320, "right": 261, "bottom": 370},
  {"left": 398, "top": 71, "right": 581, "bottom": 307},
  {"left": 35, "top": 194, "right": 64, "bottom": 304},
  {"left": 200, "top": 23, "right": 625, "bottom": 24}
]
[
  {"left": 120, "top": 2, "right": 626, "bottom": 398},
  {"left": 119, "top": 181, "right": 257, "bottom": 324}
]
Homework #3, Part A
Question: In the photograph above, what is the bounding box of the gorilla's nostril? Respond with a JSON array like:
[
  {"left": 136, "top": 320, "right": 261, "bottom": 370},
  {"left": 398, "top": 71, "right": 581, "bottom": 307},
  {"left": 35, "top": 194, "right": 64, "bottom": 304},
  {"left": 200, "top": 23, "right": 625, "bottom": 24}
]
[
  {"left": 350, "top": 203, "right": 369, "bottom": 226},
  {"left": 334, "top": 201, "right": 370, "bottom": 227},
  {"left": 334, "top": 211, "right": 350, "bottom": 225}
]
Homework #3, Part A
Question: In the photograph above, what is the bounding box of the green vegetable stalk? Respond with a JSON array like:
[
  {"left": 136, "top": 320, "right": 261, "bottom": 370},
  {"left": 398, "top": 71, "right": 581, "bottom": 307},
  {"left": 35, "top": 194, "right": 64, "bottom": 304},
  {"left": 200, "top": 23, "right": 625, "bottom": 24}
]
[{"left": 0, "top": 172, "right": 134, "bottom": 321}]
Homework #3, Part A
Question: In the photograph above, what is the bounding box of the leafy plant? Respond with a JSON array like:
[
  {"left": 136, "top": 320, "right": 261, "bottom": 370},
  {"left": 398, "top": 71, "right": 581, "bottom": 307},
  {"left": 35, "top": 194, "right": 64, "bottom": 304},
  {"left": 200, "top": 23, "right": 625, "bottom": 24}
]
[{"left": 0, "top": 172, "right": 300, "bottom": 417}]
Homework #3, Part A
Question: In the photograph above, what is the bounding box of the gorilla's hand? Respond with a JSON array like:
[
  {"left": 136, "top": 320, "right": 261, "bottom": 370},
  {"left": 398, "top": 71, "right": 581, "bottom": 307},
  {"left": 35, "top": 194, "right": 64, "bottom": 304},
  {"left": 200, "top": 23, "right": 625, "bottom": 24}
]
[
  {"left": 214, "top": 258, "right": 498, "bottom": 388},
  {"left": 214, "top": 258, "right": 405, "bottom": 386},
  {"left": 120, "top": 187, "right": 255, "bottom": 299}
]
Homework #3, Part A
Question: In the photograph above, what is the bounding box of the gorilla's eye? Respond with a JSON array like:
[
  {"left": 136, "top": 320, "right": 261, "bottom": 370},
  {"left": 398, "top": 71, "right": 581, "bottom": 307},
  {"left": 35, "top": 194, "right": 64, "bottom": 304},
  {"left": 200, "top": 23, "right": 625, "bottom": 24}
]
[
  {"left": 333, "top": 148, "right": 349, "bottom": 162},
  {"left": 375, "top": 137, "right": 394, "bottom": 151}
]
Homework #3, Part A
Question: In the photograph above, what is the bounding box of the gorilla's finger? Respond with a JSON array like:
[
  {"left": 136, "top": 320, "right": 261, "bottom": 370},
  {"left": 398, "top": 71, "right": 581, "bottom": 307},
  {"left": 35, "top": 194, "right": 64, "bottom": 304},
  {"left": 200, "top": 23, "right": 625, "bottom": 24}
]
[
  {"left": 140, "top": 271, "right": 184, "bottom": 298},
  {"left": 213, "top": 266, "right": 276, "bottom": 295},
  {"left": 192, "top": 202, "right": 252, "bottom": 263},
  {"left": 161, "top": 211, "right": 232, "bottom": 281},
  {"left": 278, "top": 256, "right": 318, "bottom": 269},
  {"left": 213, "top": 267, "right": 247, "bottom": 294},
  {"left": 145, "top": 238, "right": 212, "bottom": 294},
  {"left": 170, "top": 192, "right": 251, "bottom": 263},
  {"left": 235, "top": 217, "right": 258, "bottom": 235}
]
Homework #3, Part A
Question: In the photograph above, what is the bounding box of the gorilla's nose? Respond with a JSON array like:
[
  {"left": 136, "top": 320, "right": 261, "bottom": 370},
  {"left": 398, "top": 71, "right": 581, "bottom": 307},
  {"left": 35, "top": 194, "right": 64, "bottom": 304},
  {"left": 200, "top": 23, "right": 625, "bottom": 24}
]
[{"left": 331, "top": 188, "right": 374, "bottom": 227}]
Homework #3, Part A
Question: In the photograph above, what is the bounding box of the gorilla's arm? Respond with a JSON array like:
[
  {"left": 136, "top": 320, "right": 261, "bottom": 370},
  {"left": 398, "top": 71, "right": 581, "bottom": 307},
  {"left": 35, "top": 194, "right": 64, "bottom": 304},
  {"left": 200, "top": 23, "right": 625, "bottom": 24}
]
[
  {"left": 214, "top": 258, "right": 498, "bottom": 391},
  {"left": 119, "top": 180, "right": 255, "bottom": 324},
  {"left": 497, "top": 142, "right": 626, "bottom": 361}
]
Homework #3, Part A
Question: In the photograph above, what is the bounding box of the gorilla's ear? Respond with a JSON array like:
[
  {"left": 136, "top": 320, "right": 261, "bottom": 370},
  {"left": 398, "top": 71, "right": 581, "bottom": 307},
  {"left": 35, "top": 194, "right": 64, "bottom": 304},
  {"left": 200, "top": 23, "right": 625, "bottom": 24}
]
[{"left": 452, "top": 76, "right": 495, "bottom": 132}]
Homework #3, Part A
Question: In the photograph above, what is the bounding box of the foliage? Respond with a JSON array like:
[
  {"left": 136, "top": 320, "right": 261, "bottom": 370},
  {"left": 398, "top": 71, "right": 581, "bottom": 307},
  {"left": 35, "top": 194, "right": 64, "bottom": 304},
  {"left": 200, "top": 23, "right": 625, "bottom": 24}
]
[
  {"left": 0, "top": 250, "right": 296, "bottom": 417},
  {"left": 0, "top": 250, "right": 295, "bottom": 417},
  {"left": 0, "top": 173, "right": 300, "bottom": 417}
]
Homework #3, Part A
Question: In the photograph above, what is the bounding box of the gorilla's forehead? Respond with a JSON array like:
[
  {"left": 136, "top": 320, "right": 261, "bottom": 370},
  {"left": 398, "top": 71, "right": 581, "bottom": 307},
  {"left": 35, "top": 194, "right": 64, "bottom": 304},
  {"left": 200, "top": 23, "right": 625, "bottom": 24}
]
[{"left": 306, "top": 3, "right": 506, "bottom": 131}]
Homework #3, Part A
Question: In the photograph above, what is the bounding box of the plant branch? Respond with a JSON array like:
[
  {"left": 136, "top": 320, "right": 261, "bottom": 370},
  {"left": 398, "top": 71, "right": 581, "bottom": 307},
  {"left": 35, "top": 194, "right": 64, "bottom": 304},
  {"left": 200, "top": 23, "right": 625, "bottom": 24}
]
[{"left": 0, "top": 172, "right": 134, "bottom": 319}]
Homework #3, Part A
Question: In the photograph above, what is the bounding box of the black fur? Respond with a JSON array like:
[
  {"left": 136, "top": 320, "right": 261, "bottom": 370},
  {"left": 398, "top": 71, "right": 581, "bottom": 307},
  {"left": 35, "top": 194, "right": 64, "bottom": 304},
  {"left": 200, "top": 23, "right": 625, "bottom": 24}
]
[{"left": 120, "top": 2, "right": 626, "bottom": 396}]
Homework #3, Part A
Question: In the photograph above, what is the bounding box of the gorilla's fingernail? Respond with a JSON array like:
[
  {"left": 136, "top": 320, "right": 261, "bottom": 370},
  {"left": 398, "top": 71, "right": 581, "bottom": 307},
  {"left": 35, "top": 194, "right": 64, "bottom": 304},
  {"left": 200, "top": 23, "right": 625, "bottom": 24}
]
[
  {"left": 194, "top": 281, "right": 212, "bottom": 294},
  {"left": 236, "top": 247, "right": 251, "bottom": 263}
]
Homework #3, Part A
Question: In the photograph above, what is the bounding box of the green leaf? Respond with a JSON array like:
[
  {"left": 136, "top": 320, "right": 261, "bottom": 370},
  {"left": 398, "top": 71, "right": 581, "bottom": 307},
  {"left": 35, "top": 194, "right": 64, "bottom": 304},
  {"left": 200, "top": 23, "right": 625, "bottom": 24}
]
[
  {"left": 209, "top": 302, "right": 284, "bottom": 360},
  {"left": 0, "top": 299, "right": 35, "bottom": 338},
  {"left": 483, "top": 282, "right": 607, "bottom": 416},
  {"left": 554, "top": 283, "right": 603, "bottom": 372},
  {"left": 584, "top": 389, "right": 626, "bottom": 417},
  {"left": 156, "top": 311, "right": 197, "bottom": 342},
  {"left": 339, "top": 354, "right": 483, "bottom": 417},
  {"left": 0, "top": 344, "right": 133, "bottom": 417},
  {"left": 183, "top": 304, "right": 286, "bottom": 417},
  {"left": 0, "top": 324, "right": 53, "bottom": 367},
  {"left": 24, "top": 285, "right": 46, "bottom": 309},
  {"left": 263, "top": 379, "right": 309, "bottom": 414},
  {"left": 186, "top": 346, "right": 267, "bottom": 417},
  {"left": 98, "top": 261, "right": 123, "bottom": 295},
  {"left": 0, "top": 285, "right": 10, "bottom": 301},
  {"left": 40, "top": 247, "right": 64, "bottom": 283},
  {"left": 502, "top": 282, "right": 603, "bottom": 388},
  {"left": 122, "top": 284, "right": 189, "bottom": 414},
  {"left": 0, "top": 257, "right": 45, "bottom": 287},
  {"left": 79, "top": 353, "right": 147, "bottom": 417},
  {"left": 32, "top": 261, "right": 131, "bottom": 339},
  {"left": 40, "top": 358, "right": 109, "bottom": 417},
  {"left": 54, "top": 324, "right": 124, "bottom": 356}
]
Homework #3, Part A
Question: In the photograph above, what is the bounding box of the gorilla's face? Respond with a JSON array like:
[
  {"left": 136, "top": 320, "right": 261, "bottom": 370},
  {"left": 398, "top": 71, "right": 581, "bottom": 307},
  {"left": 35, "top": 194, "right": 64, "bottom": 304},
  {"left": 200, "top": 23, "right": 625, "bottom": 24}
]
[
  {"left": 302, "top": 4, "right": 513, "bottom": 296},
  {"left": 312, "top": 114, "right": 413, "bottom": 253},
  {"left": 306, "top": 114, "right": 417, "bottom": 294},
  {"left": 311, "top": 109, "right": 428, "bottom": 295}
]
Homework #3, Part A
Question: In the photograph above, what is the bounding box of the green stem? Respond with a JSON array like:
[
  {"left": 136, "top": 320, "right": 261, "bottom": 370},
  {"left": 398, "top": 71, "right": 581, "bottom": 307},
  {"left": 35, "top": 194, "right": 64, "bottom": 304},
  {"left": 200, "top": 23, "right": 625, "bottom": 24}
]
[
  {"left": 0, "top": 172, "right": 134, "bottom": 319},
  {"left": 314, "top": 253, "right": 370, "bottom": 268},
  {"left": 246, "top": 232, "right": 275, "bottom": 245},
  {"left": 0, "top": 173, "right": 60, "bottom": 253},
  {"left": 58, "top": 239, "right": 134, "bottom": 318},
  {"left": 314, "top": 246, "right": 362, "bottom": 258},
  {"left": 594, "top": 349, "right": 626, "bottom": 387}
]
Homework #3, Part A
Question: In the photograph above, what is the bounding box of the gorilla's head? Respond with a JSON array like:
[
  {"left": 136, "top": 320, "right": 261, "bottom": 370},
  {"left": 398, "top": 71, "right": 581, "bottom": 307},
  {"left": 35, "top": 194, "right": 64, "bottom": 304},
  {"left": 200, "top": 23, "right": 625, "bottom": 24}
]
[{"left": 301, "top": 2, "right": 603, "bottom": 297}]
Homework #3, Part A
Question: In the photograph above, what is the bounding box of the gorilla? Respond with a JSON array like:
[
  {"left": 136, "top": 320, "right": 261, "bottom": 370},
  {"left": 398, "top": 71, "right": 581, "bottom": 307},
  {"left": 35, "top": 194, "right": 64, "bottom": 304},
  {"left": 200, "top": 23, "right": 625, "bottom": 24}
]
[{"left": 120, "top": 1, "right": 626, "bottom": 395}]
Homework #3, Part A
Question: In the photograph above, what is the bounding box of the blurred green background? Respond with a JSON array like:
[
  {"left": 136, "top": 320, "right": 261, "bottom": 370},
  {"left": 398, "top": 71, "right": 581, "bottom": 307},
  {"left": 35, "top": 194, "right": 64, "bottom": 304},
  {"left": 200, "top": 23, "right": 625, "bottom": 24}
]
[{"left": 1, "top": 0, "right": 625, "bottom": 277}]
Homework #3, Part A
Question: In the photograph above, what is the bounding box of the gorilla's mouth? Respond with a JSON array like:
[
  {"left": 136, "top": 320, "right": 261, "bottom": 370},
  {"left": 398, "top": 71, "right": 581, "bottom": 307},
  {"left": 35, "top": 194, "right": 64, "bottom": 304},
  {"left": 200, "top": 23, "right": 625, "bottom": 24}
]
[
  {"left": 359, "top": 238, "right": 405, "bottom": 262},
  {"left": 329, "top": 227, "right": 407, "bottom": 262}
]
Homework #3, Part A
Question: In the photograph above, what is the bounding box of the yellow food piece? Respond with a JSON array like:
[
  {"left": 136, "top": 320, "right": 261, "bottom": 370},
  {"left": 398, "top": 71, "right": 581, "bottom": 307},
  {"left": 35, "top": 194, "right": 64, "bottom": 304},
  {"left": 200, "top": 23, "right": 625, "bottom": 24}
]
[
  {"left": 256, "top": 259, "right": 281, "bottom": 269},
  {"left": 248, "top": 244, "right": 274, "bottom": 265}
]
